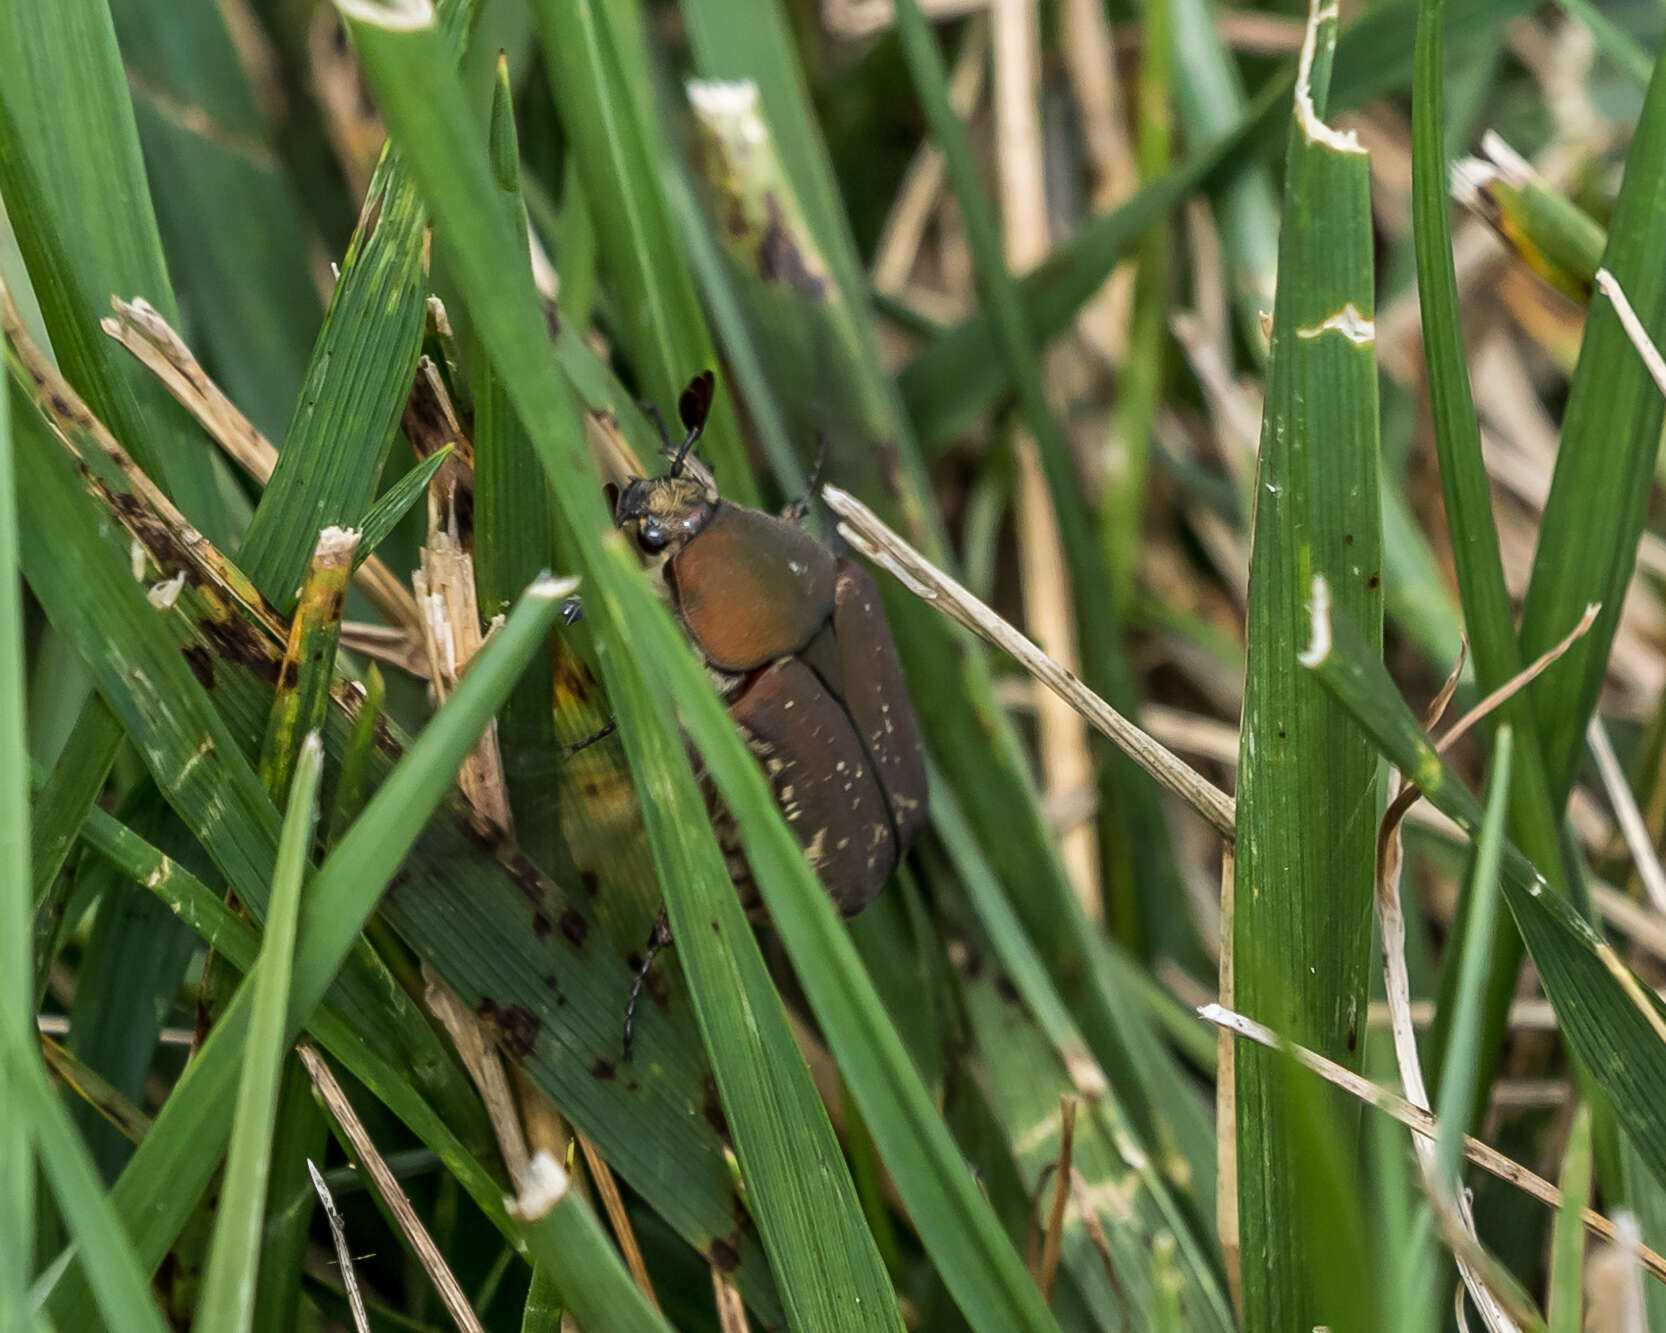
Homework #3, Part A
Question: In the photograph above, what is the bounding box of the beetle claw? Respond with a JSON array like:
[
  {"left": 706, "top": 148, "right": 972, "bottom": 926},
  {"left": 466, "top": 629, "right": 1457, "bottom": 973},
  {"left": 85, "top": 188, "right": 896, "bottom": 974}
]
[
  {"left": 638, "top": 399, "right": 673, "bottom": 453},
  {"left": 622, "top": 908, "right": 674, "bottom": 1062},
  {"left": 784, "top": 431, "right": 830, "bottom": 525},
  {"left": 567, "top": 716, "right": 618, "bottom": 754}
]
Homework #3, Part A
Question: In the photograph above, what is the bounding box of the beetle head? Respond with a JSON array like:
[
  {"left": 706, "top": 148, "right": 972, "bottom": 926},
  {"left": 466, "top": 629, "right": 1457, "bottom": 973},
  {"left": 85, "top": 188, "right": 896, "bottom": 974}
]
[{"left": 614, "top": 371, "right": 721, "bottom": 566}]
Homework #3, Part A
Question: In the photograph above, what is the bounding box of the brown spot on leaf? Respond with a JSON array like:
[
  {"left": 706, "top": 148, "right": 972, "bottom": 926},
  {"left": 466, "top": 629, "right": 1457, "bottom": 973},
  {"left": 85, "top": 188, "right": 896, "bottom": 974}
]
[
  {"left": 757, "top": 194, "right": 825, "bottom": 298},
  {"left": 708, "top": 1238, "right": 740, "bottom": 1273},
  {"left": 181, "top": 645, "right": 216, "bottom": 690},
  {"left": 559, "top": 908, "right": 588, "bottom": 948},
  {"left": 477, "top": 999, "right": 541, "bottom": 1060},
  {"left": 532, "top": 911, "right": 552, "bottom": 940},
  {"left": 701, "top": 1077, "right": 731, "bottom": 1144},
  {"left": 591, "top": 1057, "right": 616, "bottom": 1080}
]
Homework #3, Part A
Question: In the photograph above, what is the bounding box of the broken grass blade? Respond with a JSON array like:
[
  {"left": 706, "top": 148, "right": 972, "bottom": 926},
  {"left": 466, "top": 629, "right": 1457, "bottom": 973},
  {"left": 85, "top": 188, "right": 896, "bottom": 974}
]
[
  {"left": 260, "top": 531, "right": 357, "bottom": 797},
  {"left": 508, "top": 1154, "right": 673, "bottom": 1333},
  {"left": 193, "top": 736, "right": 324, "bottom": 1333}
]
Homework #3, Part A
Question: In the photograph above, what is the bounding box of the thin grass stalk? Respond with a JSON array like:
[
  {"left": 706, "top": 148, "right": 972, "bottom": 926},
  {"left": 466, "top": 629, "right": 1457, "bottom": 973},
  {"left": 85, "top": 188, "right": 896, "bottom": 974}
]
[
  {"left": 1549, "top": 1103, "right": 1594, "bottom": 1333},
  {"left": 468, "top": 56, "right": 568, "bottom": 882},
  {"left": 193, "top": 737, "right": 324, "bottom": 1333},
  {"left": 1518, "top": 45, "right": 1666, "bottom": 797},
  {"left": 1410, "top": 0, "right": 1573, "bottom": 1114},
  {"left": 0, "top": 285, "right": 29, "bottom": 1331}
]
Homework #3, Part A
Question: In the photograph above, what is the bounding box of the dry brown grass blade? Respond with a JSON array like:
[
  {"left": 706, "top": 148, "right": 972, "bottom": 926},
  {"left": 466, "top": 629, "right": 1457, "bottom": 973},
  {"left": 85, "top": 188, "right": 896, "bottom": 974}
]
[
  {"left": 1198, "top": 1004, "right": 1666, "bottom": 1287},
  {"left": 423, "top": 968, "right": 530, "bottom": 1182},
  {"left": 871, "top": 15, "right": 986, "bottom": 296},
  {"left": 1066, "top": 1168, "right": 1132, "bottom": 1328},
  {"left": 712, "top": 1263, "right": 751, "bottom": 1332},
  {"left": 825, "top": 484, "right": 1236, "bottom": 836},
  {"left": 577, "top": 1132, "right": 663, "bottom": 1312},
  {"left": 1037, "top": 1094, "right": 1077, "bottom": 1301},
  {"left": 299, "top": 1045, "right": 487, "bottom": 1333},
  {"left": 308, "top": 1157, "right": 371, "bottom": 1333},
  {"left": 2, "top": 288, "right": 289, "bottom": 643},
  {"left": 99, "top": 295, "right": 424, "bottom": 635},
  {"left": 1588, "top": 715, "right": 1666, "bottom": 914}
]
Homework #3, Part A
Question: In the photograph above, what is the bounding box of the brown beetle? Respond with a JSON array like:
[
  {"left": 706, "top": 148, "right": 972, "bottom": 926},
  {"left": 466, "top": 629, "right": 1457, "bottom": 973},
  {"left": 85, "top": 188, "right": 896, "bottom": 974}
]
[{"left": 613, "top": 371, "right": 928, "bottom": 1051}]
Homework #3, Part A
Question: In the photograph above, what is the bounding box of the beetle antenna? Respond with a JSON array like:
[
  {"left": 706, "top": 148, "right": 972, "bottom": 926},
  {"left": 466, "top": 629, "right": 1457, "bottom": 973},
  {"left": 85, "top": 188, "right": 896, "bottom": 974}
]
[
  {"left": 622, "top": 908, "right": 674, "bottom": 1061},
  {"left": 669, "top": 370, "right": 716, "bottom": 477}
]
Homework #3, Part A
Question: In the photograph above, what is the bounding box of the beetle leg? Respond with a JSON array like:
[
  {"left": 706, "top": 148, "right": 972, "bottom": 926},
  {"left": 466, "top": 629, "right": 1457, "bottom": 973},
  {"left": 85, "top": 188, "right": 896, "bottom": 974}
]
[
  {"left": 782, "top": 431, "right": 828, "bottom": 525},
  {"left": 622, "top": 907, "right": 674, "bottom": 1062},
  {"left": 567, "top": 716, "right": 618, "bottom": 753},
  {"left": 637, "top": 399, "right": 673, "bottom": 453}
]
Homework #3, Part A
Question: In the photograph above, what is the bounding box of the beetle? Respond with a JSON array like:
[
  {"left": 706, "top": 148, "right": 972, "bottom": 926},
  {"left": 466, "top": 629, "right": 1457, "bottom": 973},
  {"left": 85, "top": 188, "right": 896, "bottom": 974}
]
[{"left": 611, "top": 370, "right": 928, "bottom": 1053}]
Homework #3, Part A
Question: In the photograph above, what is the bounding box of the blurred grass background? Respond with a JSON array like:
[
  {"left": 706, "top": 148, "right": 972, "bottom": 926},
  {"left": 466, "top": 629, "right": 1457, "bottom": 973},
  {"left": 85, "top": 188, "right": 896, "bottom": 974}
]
[{"left": 6, "top": 0, "right": 1666, "bottom": 1328}]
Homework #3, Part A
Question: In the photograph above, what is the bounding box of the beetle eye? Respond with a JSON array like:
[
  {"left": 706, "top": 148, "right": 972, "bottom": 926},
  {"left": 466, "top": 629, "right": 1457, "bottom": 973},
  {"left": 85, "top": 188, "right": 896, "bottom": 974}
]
[{"left": 637, "top": 522, "right": 669, "bottom": 553}]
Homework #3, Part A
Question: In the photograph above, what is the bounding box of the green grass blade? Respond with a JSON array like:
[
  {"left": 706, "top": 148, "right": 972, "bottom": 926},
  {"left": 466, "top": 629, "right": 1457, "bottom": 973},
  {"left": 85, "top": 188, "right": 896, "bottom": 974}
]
[
  {"left": 1232, "top": 5, "right": 1382, "bottom": 1327},
  {"left": 0, "top": 278, "right": 29, "bottom": 1332},
  {"left": 62, "top": 790, "right": 199, "bottom": 1180},
  {"left": 1432, "top": 725, "right": 1512, "bottom": 1186},
  {"left": 357, "top": 445, "right": 452, "bottom": 566},
  {"left": 28, "top": 695, "right": 121, "bottom": 925},
  {"left": 467, "top": 57, "right": 568, "bottom": 881},
  {"left": 237, "top": 0, "right": 481, "bottom": 609},
  {"left": 6, "top": 1048, "right": 170, "bottom": 1333},
  {"left": 109, "top": 0, "right": 322, "bottom": 439},
  {"left": 1410, "top": 0, "right": 1574, "bottom": 1110},
  {"left": 509, "top": 1156, "right": 672, "bottom": 1333},
  {"left": 0, "top": 0, "right": 231, "bottom": 541},
  {"left": 1548, "top": 1102, "right": 1593, "bottom": 1333},
  {"left": 527, "top": 0, "right": 752, "bottom": 502},
  {"left": 193, "top": 736, "right": 324, "bottom": 1333},
  {"left": 1518, "top": 49, "right": 1666, "bottom": 797},
  {"left": 336, "top": 9, "right": 1058, "bottom": 1325}
]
